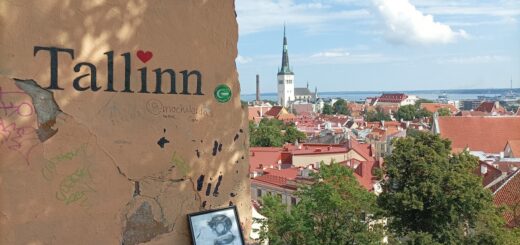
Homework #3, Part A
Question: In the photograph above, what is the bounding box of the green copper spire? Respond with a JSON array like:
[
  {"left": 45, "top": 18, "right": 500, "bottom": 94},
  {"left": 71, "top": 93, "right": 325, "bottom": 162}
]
[{"left": 278, "top": 24, "right": 293, "bottom": 75}]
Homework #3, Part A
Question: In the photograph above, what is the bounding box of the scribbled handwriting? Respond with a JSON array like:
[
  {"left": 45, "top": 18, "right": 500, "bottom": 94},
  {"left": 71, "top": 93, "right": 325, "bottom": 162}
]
[
  {"left": 55, "top": 166, "right": 96, "bottom": 207},
  {"left": 42, "top": 144, "right": 87, "bottom": 180}
]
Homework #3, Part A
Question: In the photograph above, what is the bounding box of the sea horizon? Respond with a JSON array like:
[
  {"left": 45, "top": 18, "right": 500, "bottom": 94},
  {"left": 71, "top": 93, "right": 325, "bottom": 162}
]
[{"left": 241, "top": 87, "right": 520, "bottom": 102}]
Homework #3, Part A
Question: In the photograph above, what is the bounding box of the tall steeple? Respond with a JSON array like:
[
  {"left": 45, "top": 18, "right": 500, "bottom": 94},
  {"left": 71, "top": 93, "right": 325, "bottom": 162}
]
[
  {"left": 278, "top": 24, "right": 293, "bottom": 75},
  {"left": 276, "top": 24, "right": 295, "bottom": 108}
]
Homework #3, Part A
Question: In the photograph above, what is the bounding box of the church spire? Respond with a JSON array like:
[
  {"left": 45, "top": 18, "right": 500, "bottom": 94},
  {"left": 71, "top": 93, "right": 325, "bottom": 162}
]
[{"left": 278, "top": 24, "right": 293, "bottom": 75}]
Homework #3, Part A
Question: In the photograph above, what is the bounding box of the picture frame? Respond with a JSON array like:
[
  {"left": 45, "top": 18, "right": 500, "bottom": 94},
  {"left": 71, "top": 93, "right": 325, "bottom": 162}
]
[{"left": 187, "top": 205, "right": 245, "bottom": 245}]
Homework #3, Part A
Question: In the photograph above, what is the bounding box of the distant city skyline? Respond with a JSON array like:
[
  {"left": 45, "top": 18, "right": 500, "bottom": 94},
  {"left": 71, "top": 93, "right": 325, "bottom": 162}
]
[{"left": 235, "top": 0, "right": 520, "bottom": 94}]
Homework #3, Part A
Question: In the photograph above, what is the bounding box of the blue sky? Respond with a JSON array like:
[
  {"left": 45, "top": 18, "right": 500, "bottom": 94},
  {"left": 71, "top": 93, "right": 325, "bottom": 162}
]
[{"left": 235, "top": 0, "right": 520, "bottom": 94}]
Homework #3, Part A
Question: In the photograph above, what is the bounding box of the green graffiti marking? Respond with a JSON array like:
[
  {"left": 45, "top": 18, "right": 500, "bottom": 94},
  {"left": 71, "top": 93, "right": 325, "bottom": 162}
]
[
  {"left": 55, "top": 166, "right": 96, "bottom": 206},
  {"left": 170, "top": 152, "right": 190, "bottom": 176},
  {"left": 42, "top": 144, "right": 87, "bottom": 181}
]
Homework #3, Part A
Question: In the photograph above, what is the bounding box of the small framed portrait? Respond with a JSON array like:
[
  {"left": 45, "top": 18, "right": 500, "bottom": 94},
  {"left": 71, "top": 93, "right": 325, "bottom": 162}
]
[{"left": 188, "top": 206, "right": 245, "bottom": 245}]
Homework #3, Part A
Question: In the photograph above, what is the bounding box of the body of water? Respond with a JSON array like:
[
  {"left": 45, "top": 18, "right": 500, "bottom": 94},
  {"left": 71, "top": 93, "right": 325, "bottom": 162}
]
[{"left": 241, "top": 90, "right": 513, "bottom": 102}]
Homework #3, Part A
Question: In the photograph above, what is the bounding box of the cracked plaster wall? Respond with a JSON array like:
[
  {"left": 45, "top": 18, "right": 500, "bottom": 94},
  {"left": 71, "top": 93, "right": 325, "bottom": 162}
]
[{"left": 0, "top": 1, "right": 250, "bottom": 244}]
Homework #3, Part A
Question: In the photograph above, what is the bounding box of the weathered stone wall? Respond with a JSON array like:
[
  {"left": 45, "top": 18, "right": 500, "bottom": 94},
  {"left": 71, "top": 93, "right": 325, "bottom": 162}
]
[{"left": 0, "top": 1, "right": 250, "bottom": 244}]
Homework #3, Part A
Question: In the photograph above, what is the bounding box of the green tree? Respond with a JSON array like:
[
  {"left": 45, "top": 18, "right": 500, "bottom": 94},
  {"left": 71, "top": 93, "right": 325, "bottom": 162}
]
[
  {"left": 416, "top": 108, "right": 432, "bottom": 118},
  {"left": 333, "top": 99, "right": 350, "bottom": 115},
  {"left": 250, "top": 124, "right": 283, "bottom": 147},
  {"left": 250, "top": 119, "right": 306, "bottom": 146},
  {"left": 284, "top": 126, "right": 306, "bottom": 144},
  {"left": 365, "top": 106, "right": 391, "bottom": 122},
  {"left": 378, "top": 132, "right": 512, "bottom": 244},
  {"left": 437, "top": 107, "right": 451, "bottom": 116},
  {"left": 260, "top": 118, "right": 286, "bottom": 129},
  {"left": 396, "top": 105, "right": 416, "bottom": 121},
  {"left": 322, "top": 104, "right": 333, "bottom": 115},
  {"left": 258, "top": 162, "right": 384, "bottom": 245}
]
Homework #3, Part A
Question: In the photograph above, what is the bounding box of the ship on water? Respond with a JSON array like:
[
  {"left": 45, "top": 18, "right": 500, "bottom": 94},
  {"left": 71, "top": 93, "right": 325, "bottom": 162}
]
[{"left": 499, "top": 78, "right": 519, "bottom": 102}]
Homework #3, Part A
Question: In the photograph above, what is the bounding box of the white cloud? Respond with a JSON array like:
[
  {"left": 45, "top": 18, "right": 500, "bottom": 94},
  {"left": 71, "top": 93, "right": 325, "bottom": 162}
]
[
  {"left": 436, "top": 55, "right": 509, "bottom": 64},
  {"left": 236, "top": 55, "right": 253, "bottom": 64},
  {"left": 311, "top": 48, "right": 350, "bottom": 58},
  {"left": 302, "top": 49, "right": 401, "bottom": 65},
  {"left": 236, "top": 0, "right": 370, "bottom": 35},
  {"left": 372, "top": 0, "right": 469, "bottom": 45}
]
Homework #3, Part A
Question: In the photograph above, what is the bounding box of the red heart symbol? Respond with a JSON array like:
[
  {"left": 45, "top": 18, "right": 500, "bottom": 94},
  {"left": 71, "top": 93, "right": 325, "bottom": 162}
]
[{"left": 137, "top": 50, "right": 153, "bottom": 63}]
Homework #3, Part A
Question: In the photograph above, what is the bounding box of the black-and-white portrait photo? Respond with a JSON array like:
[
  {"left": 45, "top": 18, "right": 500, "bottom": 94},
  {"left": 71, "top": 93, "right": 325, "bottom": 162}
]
[{"left": 188, "top": 206, "right": 244, "bottom": 245}]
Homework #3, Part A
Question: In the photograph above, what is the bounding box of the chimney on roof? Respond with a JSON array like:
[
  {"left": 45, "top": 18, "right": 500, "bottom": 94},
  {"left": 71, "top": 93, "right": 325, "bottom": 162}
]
[
  {"left": 494, "top": 101, "right": 500, "bottom": 109},
  {"left": 256, "top": 74, "right": 260, "bottom": 102},
  {"left": 500, "top": 151, "right": 504, "bottom": 160},
  {"left": 259, "top": 164, "right": 263, "bottom": 169},
  {"left": 480, "top": 164, "right": 488, "bottom": 175}
]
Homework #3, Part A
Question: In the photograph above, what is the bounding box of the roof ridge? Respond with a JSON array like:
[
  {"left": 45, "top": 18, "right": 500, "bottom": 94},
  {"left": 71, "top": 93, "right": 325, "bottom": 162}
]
[{"left": 493, "top": 169, "right": 520, "bottom": 195}]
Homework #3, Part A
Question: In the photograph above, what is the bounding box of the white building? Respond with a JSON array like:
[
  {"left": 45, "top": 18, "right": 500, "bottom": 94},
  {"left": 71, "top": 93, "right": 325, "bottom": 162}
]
[{"left": 277, "top": 26, "right": 295, "bottom": 107}]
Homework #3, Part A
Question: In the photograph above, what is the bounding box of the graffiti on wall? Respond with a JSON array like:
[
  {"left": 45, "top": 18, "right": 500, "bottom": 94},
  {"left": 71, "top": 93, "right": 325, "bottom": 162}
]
[
  {"left": 0, "top": 86, "right": 39, "bottom": 163},
  {"left": 55, "top": 165, "right": 96, "bottom": 208}
]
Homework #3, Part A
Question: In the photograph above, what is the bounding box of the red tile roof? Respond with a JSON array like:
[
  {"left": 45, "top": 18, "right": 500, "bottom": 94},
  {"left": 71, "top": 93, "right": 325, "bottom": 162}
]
[
  {"left": 248, "top": 106, "right": 271, "bottom": 122},
  {"left": 493, "top": 169, "right": 520, "bottom": 227},
  {"left": 378, "top": 93, "right": 408, "bottom": 103},
  {"left": 341, "top": 159, "right": 377, "bottom": 191},
  {"left": 474, "top": 161, "right": 503, "bottom": 187},
  {"left": 475, "top": 101, "right": 506, "bottom": 114},
  {"left": 285, "top": 143, "right": 348, "bottom": 156},
  {"left": 437, "top": 116, "right": 520, "bottom": 153},
  {"left": 263, "top": 167, "right": 299, "bottom": 180},
  {"left": 455, "top": 111, "right": 489, "bottom": 117},
  {"left": 506, "top": 140, "right": 520, "bottom": 158},
  {"left": 349, "top": 140, "right": 373, "bottom": 161},
  {"left": 250, "top": 147, "right": 282, "bottom": 172},
  {"left": 265, "top": 106, "right": 284, "bottom": 117},
  {"left": 420, "top": 103, "right": 458, "bottom": 114},
  {"left": 277, "top": 113, "right": 296, "bottom": 122},
  {"left": 252, "top": 173, "right": 298, "bottom": 190},
  {"left": 494, "top": 161, "right": 520, "bottom": 174}
]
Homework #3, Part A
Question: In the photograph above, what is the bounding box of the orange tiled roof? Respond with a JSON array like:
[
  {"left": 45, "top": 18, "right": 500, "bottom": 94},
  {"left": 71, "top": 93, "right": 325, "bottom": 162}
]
[
  {"left": 506, "top": 140, "right": 520, "bottom": 158},
  {"left": 475, "top": 101, "right": 507, "bottom": 114},
  {"left": 249, "top": 147, "right": 282, "bottom": 172},
  {"left": 455, "top": 110, "right": 489, "bottom": 117},
  {"left": 378, "top": 93, "right": 408, "bottom": 103},
  {"left": 493, "top": 169, "right": 520, "bottom": 228},
  {"left": 437, "top": 116, "right": 520, "bottom": 153},
  {"left": 474, "top": 161, "right": 503, "bottom": 187},
  {"left": 420, "top": 103, "right": 458, "bottom": 113}
]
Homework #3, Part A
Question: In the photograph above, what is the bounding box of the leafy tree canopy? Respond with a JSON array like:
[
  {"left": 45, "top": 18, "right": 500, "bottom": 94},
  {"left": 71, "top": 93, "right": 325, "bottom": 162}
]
[
  {"left": 379, "top": 131, "right": 513, "bottom": 244},
  {"left": 365, "top": 106, "right": 391, "bottom": 122},
  {"left": 437, "top": 107, "right": 451, "bottom": 116},
  {"left": 258, "top": 162, "right": 384, "bottom": 245},
  {"left": 333, "top": 99, "right": 351, "bottom": 115},
  {"left": 396, "top": 105, "right": 417, "bottom": 121},
  {"left": 249, "top": 118, "right": 306, "bottom": 147},
  {"left": 322, "top": 103, "right": 333, "bottom": 115}
]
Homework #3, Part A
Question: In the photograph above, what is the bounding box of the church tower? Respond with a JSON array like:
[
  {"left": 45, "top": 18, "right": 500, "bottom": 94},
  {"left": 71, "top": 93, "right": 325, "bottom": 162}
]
[{"left": 277, "top": 25, "right": 295, "bottom": 107}]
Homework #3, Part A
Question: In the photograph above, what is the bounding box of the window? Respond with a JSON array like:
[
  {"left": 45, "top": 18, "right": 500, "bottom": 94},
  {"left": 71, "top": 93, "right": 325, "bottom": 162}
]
[
  {"left": 257, "top": 189, "right": 262, "bottom": 197},
  {"left": 291, "top": 197, "right": 297, "bottom": 205}
]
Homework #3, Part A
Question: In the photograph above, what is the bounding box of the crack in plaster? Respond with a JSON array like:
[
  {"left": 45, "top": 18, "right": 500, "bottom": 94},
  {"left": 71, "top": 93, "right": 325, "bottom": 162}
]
[{"left": 13, "top": 78, "right": 60, "bottom": 142}]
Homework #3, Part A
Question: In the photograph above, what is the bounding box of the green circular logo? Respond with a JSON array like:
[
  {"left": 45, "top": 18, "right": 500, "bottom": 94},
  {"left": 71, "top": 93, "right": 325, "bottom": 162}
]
[{"left": 214, "top": 84, "right": 232, "bottom": 103}]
